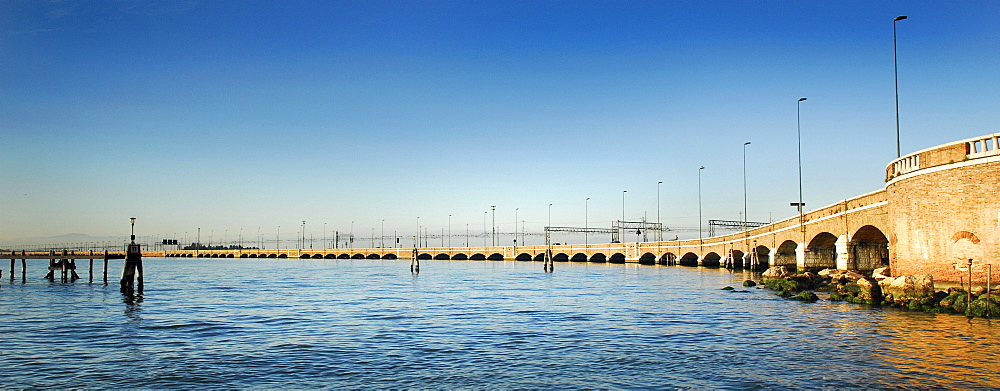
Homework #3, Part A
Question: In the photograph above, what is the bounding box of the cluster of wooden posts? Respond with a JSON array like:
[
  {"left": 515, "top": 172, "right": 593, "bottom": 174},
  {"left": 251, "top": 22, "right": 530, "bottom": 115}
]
[{"left": 3, "top": 250, "right": 125, "bottom": 285}]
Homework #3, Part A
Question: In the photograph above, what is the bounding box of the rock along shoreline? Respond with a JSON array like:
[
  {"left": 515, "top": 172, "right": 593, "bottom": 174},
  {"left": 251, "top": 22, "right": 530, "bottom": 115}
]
[{"left": 741, "top": 266, "right": 1000, "bottom": 318}]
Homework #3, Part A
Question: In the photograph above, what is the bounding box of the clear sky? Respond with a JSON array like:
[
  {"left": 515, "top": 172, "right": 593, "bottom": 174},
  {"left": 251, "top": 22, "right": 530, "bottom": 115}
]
[{"left": 2, "top": 1, "right": 999, "bottom": 247}]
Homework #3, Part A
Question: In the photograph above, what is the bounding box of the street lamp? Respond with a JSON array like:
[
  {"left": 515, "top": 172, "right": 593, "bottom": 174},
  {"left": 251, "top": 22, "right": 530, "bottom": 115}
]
[
  {"left": 483, "top": 211, "right": 488, "bottom": 247},
  {"left": 894, "top": 15, "right": 908, "bottom": 158},
  {"left": 698, "top": 166, "right": 705, "bottom": 250},
  {"left": 324, "top": 222, "right": 327, "bottom": 249},
  {"left": 448, "top": 215, "right": 452, "bottom": 248},
  {"left": 797, "top": 97, "right": 808, "bottom": 249},
  {"left": 656, "top": 181, "right": 662, "bottom": 241},
  {"left": 301, "top": 220, "right": 306, "bottom": 250},
  {"left": 491, "top": 205, "right": 496, "bottom": 246},
  {"left": 514, "top": 208, "right": 519, "bottom": 246},
  {"left": 585, "top": 197, "right": 590, "bottom": 246},
  {"left": 743, "top": 141, "right": 751, "bottom": 253},
  {"left": 416, "top": 217, "right": 420, "bottom": 248}
]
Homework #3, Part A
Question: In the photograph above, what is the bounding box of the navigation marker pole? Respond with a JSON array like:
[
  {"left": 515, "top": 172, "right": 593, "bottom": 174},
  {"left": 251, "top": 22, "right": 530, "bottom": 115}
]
[{"left": 120, "top": 217, "right": 144, "bottom": 294}]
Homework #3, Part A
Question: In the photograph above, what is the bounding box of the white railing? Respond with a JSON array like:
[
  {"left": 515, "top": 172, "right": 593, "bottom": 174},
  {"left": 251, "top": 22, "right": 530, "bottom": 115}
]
[{"left": 966, "top": 134, "right": 1000, "bottom": 159}]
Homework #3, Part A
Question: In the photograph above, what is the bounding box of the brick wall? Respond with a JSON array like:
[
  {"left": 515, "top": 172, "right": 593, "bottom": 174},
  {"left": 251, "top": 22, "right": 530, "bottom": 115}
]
[{"left": 888, "top": 158, "right": 1000, "bottom": 282}]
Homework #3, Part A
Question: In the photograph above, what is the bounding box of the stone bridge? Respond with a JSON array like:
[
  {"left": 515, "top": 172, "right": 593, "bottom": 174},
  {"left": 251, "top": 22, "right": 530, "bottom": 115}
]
[{"left": 161, "top": 133, "right": 1000, "bottom": 283}]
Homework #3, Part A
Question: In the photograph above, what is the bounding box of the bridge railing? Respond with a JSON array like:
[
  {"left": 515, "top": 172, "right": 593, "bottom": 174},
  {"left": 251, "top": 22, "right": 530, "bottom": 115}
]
[{"left": 886, "top": 132, "right": 999, "bottom": 181}]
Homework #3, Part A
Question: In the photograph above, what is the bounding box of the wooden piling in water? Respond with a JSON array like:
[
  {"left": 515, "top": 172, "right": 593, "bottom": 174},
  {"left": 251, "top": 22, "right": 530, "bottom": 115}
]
[
  {"left": 21, "top": 251, "right": 26, "bottom": 283},
  {"left": 103, "top": 250, "right": 109, "bottom": 285},
  {"left": 89, "top": 250, "right": 94, "bottom": 283}
]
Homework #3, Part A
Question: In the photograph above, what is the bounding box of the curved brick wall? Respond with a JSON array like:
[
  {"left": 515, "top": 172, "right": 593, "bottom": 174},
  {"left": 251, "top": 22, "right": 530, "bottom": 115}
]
[{"left": 886, "top": 133, "right": 1000, "bottom": 283}]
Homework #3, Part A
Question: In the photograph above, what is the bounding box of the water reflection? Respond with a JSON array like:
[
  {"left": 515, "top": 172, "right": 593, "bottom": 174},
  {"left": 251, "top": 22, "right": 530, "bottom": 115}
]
[
  {"left": 875, "top": 314, "right": 999, "bottom": 388},
  {"left": 122, "top": 292, "right": 143, "bottom": 323}
]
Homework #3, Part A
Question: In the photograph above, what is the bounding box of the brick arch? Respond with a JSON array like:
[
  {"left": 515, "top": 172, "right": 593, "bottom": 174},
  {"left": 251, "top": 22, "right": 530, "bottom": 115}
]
[
  {"left": 679, "top": 252, "right": 699, "bottom": 266},
  {"left": 951, "top": 231, "right": 980, "bottom": 244},
  {"left": 775, "top": 240, "right": 797, "bottom": 267},
  {"left": 851, "top": 225, "right": 889, "bottom": 271},
  {"left": 701, "top": 252, "right": 721, "bottom": 267},
  {"left": 806, "top": 232, "right": 838, "bottom": 269}
]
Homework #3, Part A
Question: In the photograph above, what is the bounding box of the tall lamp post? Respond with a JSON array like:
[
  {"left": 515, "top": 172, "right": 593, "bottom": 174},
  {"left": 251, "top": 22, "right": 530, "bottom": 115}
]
[
  {"left": 585, "top": 197, "right": 590, "bottom": 246},
  {"left": 743, "top": 141, "right": 751, "bottom": 256},
  {"left": 514, "top": 208, "right": 519, "bottom": 246},
  {"left": 491, "top": 205, "right": 497, "bottom": 246},
  {"left": 657, "top": 181, "right": 663, "bottom": 241},
  {"left": 893, "top": 15, "right": 908, "bottom": 158},
  {"left": 796, "top": 97, "right": 808, "bottom": 251},
  {"left": 381, "top": 219, "right": 385, "bottom": 248},
  {"left": 698, "top": 166, "right": 705, "bottom": 251},
  {"left": 448, "top": 215, "right": 452, "bottom": 248}
]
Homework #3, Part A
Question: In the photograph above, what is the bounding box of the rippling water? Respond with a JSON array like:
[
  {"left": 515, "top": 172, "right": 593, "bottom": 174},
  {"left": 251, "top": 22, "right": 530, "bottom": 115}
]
[{"left": 2, "top": 258, "right": 998, "bottom": 389}]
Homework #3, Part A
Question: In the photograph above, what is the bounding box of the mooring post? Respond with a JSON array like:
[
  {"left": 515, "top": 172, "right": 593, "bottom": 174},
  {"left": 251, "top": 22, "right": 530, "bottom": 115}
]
[
  {"left": 120, "top": 217, "right": 143, "bottom": 294},
  {"left": 9, "top": 255, "right": 14, "bottom": 281},
  {"left": 21, "top": 250, "right": 26, "bottom": 283},
  {"left": 45, "top": 251, "right": 55, "bottom": 280},
  {"left": 89, "top": 250, "right": 94, "bottom": 283},
  {"left": 988, "top": 264, "right": 992, "bottom": 319},
  {"left": 61, "top": 250, "right": 69, "bottom": 283},
  {"left": 103, "top": 250, "right": 109, "bottom": 285},
  {"left": 410, "top": 247, "right": 419, "bottom": 273},
  {"left": 967, "top": 258, "right": 974, "bottom": 317}
]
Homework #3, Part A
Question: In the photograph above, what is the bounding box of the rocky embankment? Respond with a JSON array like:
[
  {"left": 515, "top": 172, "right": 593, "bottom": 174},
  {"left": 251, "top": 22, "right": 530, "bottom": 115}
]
[{"left": 751, "top": 266, "right": 999, "bottom": 318}]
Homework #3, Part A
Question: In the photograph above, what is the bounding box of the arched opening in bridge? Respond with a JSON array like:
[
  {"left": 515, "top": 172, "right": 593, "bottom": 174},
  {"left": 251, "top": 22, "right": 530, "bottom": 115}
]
[
  {"left": 239, "top": 254, "right": 248, "bottom": 258},
  {"left": 659, "top": 253, "right": 676, "bottom": 265},
  {"left": 609, "top": 253, "right": 626, "bottom": 263},
  {"left": 701, "top": 252, "right": 721, "bottom": 267},
  {"left": 639, "top": 253, "right": 656, "bottom": 265},
  {"left": 452, "top": 253, "right": 468, "bottom": 260},
  {"left": 728, "top": 250, "right": 744, "bottom": 269},
  {"left": 248, "top": 254, "right": 257, "bottom": 258},
  {"left": 534, "top": 253, "right": 546, "bottom": 262},
  {"left": 210, "top": 254, "right": 219, "bottom": 258},
  {"left": 590, "top": 253, "right": 607, "bottom": 262},
  {"left": 367, "top": 254, "right": 380, "bottom": 259},
  {"left": 267, "top": 254, "right": 277, "bottom": 258},
  {"left": 806, "top": 232, "right": 839, "bottom": 269},
  {"left": 324, "top": 254, "right": 336, "bottom": 259},
  {"left": 312, "top": 254, "right": 323, "bottom": 259},
  {"left": 383, "top": 254, "right": 397, "bottom": 260},
  {"left": 434, "top": 254, "right": 450, "bottom": 260},
  {"left": 227, "top": 254, "right": 234, "bottom": 258},
  {"left": 850, "top": 225, "right": 888, "bottom": 271},
  {"left": 417, "top": 253, "right": 432, "bottom": 260},
  {"left": 488, "top": 253, "right": 504, "bottom": 261},
  {"left": 751, "top": 246, "right": 770, "bottom": 269},
  {"left": 300, "top": 254, "right": 310, "bottom": 259},
  {"left": 679, "top": 252, "right": 699, "bottom": 266},
  {"left": 516, "top": 253, "right": 532, "bottom": 261},
  {"left": 470, "top": 253, "right": 486, "bottom": 261},
  {"left": 571, "top": 253, "right": 587, "bottom": 262},
  {"left": 337, "top": 254, "right": 350, "bottom": 259},
  {"left": 277, "top": 254, "right": 287, "bottom": 258},
  {"left": 553, "top": 253, "right": 569, "bottom": 262},
  {"left": 774, "top": 240, "right": 798, "bottom": 267},
  {"left": 352, "top": 254, "right": 365, "bottom": 259}
]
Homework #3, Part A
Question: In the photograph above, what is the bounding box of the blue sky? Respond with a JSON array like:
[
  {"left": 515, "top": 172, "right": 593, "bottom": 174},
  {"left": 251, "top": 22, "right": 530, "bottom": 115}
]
[{"left": 2, "top": 1, "right": 999, "bottom": 247}]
